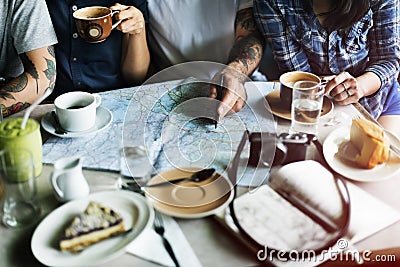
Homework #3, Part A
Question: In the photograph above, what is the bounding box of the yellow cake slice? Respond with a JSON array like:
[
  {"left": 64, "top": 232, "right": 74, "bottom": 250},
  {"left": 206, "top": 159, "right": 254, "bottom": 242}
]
[
  {"left": 60, "top": 201, "right": 125, "bottom": 252},
  {"left": 339, "top": 119, "right": 389, "bottom": 169}
]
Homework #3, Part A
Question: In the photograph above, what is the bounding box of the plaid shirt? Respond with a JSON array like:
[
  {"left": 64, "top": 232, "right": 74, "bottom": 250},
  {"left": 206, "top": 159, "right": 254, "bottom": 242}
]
[{"left": 254, "top": 0, "right": 400, "bottom": 118}]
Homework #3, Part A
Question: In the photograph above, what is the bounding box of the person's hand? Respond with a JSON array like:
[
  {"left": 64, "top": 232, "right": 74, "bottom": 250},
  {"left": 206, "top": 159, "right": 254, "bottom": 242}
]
[
  {"left": 110, "top": 3, "right": 145, "bottom": 35},
  {"left": 209, "top": 68, "right": 247, "bottom": 119},
  {"left": 324, "top": 72, "right": 364, "bottom": 105}
]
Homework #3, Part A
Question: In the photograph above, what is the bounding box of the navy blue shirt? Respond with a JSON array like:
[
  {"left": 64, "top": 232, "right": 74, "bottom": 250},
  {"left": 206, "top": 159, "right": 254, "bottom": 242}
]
[{"left": 46, "top": 0, "right": 148, "bottom": 97}]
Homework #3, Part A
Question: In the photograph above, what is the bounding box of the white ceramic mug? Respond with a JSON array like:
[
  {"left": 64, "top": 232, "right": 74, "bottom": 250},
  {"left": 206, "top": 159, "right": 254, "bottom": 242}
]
[
  {"left": 54, "top": 91, "right": 101, "bottom": 132},
  {"left": 50, "top": 157, "right": 90, "bottom": 202}
]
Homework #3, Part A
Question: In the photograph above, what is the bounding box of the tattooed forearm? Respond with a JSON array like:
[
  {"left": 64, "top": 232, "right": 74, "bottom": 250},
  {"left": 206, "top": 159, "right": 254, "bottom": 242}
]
[
  {"left": 47, "top": 46, "right": 55, "bottom": 58},
  {"left": 0, "top": 74, "right": 28, "bottom": 100},
  {"left": 229, "top": 8, "right": 264, "bottom": 75},
  {"left": 229, "top": 33, "right": 264, "bottom": 74},
  {"left": 235, "top": 8, "right": 256, "bottom": 32},
  {"left": 44, "top": 57, "right": 56, "bottom": 90},
  {"left": 20, "top": 53, "right": 39, "bottom": 94},
  {"left": 1, "top": 102, "right": 30, "bottom": 117}
]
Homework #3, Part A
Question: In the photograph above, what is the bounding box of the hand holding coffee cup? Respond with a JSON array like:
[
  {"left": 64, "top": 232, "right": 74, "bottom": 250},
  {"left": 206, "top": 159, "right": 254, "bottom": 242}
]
[
  {"left": 279, "top": 71, "right": 321, "bottom": 109},
  {"left": 54, "top": 91, "right": 101, "bottom": 132},
  {"left": 73, "top": 6, "right": 123, "bottom": 43},
  {"left": 110, "top": 3, "right": 145, "bottom": 35}
]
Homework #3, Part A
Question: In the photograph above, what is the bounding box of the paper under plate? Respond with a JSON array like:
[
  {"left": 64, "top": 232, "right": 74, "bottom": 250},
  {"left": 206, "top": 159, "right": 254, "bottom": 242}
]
[
  {"left": 41, "top": 106, "right": 113, "bottom": 138},
  {"left": 31, "top": 191, "right": 154, "bottom": 267},
  {"left": 323, "top": 127, "right": 400, "bottom": 182},
  {"left": 145, "top": 168, "right": 234, "bottom": 219},
  {"left": 265, "top": 89, "right": 333, "bottom": 120}
]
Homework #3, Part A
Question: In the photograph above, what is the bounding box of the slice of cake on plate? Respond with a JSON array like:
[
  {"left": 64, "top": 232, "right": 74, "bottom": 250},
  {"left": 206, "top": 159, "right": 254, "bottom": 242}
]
[
  {"left": 338, "top": 119, "right": 390, "bottom": 169},
  {"left": 60, "top": 201, "right": 126, "bottom": 252}
]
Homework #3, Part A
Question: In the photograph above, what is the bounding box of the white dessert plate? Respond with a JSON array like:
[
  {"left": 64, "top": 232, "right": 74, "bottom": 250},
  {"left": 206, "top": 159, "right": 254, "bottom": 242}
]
[
  {"left": 41, "top": 106, "right": 113, "bottom": 138},
  {"left": 31, "top": 191, "right": 154, "bottom": 267},
  {"left": 323, "top": 127, "right": 400, "bottom": 182},
  {"left": 145, "top": 168, "right": 234, "bottom": 219}
]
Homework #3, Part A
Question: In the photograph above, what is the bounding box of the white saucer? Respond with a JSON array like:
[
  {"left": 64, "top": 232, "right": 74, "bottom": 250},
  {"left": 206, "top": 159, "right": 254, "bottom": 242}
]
[
  {"left": 323, "top": 127, "right": 400, "bottom": 182},
  {"left": 41, "top": 106, "right": 113, "bottom": 138},
  {"left": 145, "top": 168, "right": 234, "bottom": 219}
]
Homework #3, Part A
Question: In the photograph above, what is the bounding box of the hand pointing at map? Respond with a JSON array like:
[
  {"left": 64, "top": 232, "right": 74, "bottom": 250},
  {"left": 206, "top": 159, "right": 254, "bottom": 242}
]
[{"left": 209, "top": 68, "right": 248, "bottom": 120}]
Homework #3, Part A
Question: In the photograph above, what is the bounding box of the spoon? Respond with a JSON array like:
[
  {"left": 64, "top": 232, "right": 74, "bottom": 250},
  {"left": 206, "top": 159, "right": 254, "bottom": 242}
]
[
  {"left": 125, "top": 168, "right": 216, "bottom": 190},
  {"left": 52, "top": 111, "right": 67, "bottom": 135}
]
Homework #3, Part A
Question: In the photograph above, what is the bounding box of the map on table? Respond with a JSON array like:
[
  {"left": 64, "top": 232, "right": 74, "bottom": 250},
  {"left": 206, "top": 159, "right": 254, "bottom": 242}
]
[{"left": 43, "top": 80, "right": 276, "bottom": 186}]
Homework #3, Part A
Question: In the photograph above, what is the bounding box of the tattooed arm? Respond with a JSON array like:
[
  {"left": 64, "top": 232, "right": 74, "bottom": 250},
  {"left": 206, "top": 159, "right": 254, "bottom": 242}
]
[
  {"left": 0, "top": 46, "right": 56, "bottom": 117},
  {"left": 210, "top": 7, "right": 264, "bottom": 118}
]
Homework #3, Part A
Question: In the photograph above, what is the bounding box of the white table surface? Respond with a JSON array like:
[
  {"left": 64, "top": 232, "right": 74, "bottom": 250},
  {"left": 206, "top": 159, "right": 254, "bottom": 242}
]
[{"left": 1, "top": 82, "right": 400, "bottom": 267}]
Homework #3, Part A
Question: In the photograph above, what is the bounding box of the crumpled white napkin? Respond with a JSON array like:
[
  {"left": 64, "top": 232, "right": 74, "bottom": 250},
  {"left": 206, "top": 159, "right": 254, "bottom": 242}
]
[{"left": 126, "top": 214, "right": 202, "bottom": 267}]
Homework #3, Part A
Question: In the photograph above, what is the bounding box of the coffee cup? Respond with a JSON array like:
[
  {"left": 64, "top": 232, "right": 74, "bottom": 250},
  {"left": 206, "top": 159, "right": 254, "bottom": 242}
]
[
  {"left": 279, "top": 71, "right": 321, "bottom": 109},
  {"left": 73, "top": 6, "right": 122, "bottom": 43},
  {"left": 54, "top": 91, "right": 101, "bottom": 132}
]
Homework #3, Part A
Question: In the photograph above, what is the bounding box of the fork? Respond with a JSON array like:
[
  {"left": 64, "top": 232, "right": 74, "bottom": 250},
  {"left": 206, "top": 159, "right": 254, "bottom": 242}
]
[{"left": 153, "top": 210, "right": 180, "bottom": 267}]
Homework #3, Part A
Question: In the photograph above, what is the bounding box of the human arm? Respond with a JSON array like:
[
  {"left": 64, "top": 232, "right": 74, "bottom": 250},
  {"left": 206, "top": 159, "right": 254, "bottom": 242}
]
[
  {"left": 0, "top": 46, "right": 56, "bottom": 117},
  {"left": 210, "top": 7, "right": 264, "bottom": 119},
  {"left": 324, "top": 0, "right": 400, "bottom": 106},
  {"left": 110, "top": 3, "right": 150, "bottom": 84}
]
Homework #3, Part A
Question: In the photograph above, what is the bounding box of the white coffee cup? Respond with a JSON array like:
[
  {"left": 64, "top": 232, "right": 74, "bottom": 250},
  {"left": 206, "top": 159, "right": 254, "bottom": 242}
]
[{"left": 54, "top": 91, "right": 101, "bottom": 132}]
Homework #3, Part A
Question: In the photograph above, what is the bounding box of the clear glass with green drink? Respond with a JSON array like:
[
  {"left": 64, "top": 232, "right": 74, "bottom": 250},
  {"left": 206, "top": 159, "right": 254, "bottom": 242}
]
[
  {"left": 1, "top": 148, "right": 40, "bottom": 227},
  {"left": 0, "top": 118, "right": 42, "bottom": 177}
]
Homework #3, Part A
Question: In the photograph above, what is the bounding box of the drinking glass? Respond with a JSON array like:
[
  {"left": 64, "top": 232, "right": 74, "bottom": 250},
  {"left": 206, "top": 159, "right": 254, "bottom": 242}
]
[
  {"left": 1, "top": 148, "right": 40, "bottom": 228},
  {"left": 0, "top": 118, "right": 42, "bottom": 177},
  {"left": 290, "top": 81, "right": 324, "bottom": 134},
  {"left": 116, "top": 146, "right": 153, "bottom": 190}
]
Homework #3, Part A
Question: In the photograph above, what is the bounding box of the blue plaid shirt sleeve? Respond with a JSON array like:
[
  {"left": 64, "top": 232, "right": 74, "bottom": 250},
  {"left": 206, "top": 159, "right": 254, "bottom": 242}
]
[{"left": 365, "top": 0, "right": 400, "bottom": 88}]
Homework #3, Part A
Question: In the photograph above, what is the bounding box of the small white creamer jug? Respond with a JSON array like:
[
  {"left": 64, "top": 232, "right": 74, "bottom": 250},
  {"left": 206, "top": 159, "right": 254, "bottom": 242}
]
[{"left": 51, "top": 157, "right": 90, "bottom": 202}]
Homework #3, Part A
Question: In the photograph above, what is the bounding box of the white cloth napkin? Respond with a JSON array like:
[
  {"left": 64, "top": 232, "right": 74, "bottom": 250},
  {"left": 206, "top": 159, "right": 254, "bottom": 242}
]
[{"left": 126, "top": 214, "right": 202, "bottom": 267}]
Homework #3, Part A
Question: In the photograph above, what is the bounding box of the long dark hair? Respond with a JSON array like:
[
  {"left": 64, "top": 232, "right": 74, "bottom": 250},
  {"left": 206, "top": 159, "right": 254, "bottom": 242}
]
[{"left": 323, "top": 0, "right": 370, "bottom": 32}]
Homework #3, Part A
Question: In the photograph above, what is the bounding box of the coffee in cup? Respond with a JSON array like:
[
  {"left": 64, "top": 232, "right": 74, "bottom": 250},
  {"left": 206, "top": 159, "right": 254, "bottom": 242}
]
[
  {"left": 279, "top": 71, "right": 321, "bottom": 109},
  {"left": 54, "top": 91, "right": 102, "bottom": 132},
  {"left": 73, "top": 6, "right": 122, "bottom": 43}
]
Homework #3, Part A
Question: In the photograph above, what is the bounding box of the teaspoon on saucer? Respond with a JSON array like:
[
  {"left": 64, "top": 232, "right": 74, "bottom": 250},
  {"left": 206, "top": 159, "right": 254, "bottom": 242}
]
[
  {"left": 51, "top": 111, "right": 67, "bottom": 135},
  {"left": 145, "top": 168, "right": 216, "bottom": 188},
  {"left": 123, "top": 168, "right": 216, "bottom": 192}
]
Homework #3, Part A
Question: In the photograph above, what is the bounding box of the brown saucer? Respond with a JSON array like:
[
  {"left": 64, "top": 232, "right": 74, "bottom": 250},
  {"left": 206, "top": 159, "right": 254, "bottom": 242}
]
[
  {"left": 145, "top": 168, "right": 234, "bottom": 218},
  {"left": 265, "top": 90, "right": 334, "bottom": 120}
]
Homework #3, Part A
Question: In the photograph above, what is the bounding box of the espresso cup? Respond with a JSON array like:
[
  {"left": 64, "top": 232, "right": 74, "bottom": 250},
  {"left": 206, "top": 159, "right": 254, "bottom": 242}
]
[
  {"left": 54, "top": 91, "right": 101, "bottom": 132},
  {"left": 279, "top": 71, "right": 321, "bottom": 109},
  {"left": 73, "top": 6, "right": 122, "bottom": 43}
]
